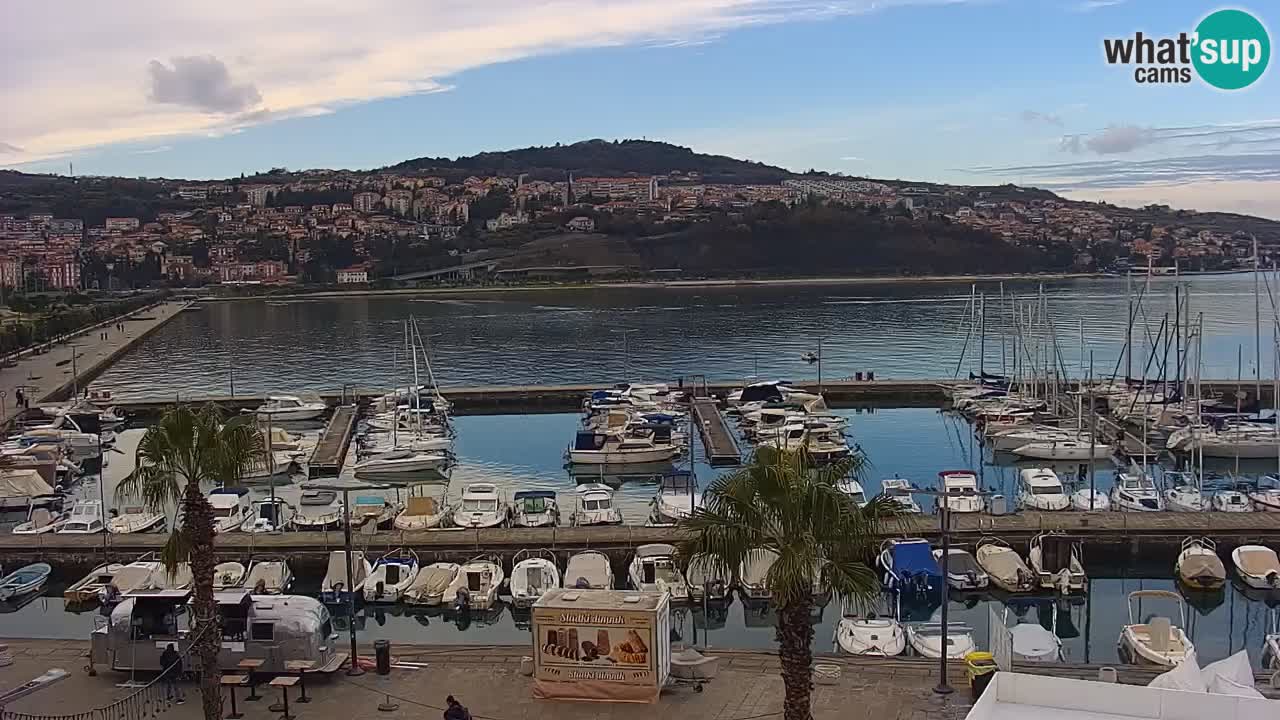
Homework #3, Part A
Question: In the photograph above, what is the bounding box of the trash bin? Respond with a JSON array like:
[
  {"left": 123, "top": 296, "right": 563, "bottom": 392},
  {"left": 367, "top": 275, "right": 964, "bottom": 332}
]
[
  {"left": 987, "top": 494, "right": 1008, "bottom": 515},
  {"left": 374, "top": 639, "right": 391, "bottom": 675},
  {"left": 965, "top": 651, "right": 997, "bottom": 701}
]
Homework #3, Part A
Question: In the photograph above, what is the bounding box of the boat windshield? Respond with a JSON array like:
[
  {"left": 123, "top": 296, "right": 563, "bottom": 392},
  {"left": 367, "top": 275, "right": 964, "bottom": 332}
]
[
  {"left": 520, "top": 497, "right": 547, "bottom": 513},
  {"left": 1031, "top": 486, "right": 1063, "bottom": 495},
  {"left": 463, "top": 499, "right": 497, "bottom": 512},
  {"left": 212, "top": 506, "right": 237, "bottom": 517},
  {"left": 584, "top": 498, "right": 610, "bottom": 510}
]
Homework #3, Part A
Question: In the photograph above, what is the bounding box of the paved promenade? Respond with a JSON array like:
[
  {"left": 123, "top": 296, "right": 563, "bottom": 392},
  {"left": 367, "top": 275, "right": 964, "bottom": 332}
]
[{"left": 0, "top": 300, "right": 188, "bottom": 425}]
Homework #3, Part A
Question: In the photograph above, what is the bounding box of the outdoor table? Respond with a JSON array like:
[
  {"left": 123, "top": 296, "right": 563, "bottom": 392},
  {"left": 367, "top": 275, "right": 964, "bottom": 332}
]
[
  {"left": 220, "top": 674, "right": 249, "bottom": 719},
  {"left": 269, "top": 675, "right": 300, "bottom": 720},
  {"left": 284, "top": 660, "right": 317, "bottom": 703},
  {"left": 236, "top": 658, "right": 265, "bottom": 701}
]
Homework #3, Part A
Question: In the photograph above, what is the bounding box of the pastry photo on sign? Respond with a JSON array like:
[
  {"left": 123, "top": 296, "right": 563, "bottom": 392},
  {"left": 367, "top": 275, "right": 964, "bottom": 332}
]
[{"left": 541, "top": 626, "right": 650, "bottom": 665}]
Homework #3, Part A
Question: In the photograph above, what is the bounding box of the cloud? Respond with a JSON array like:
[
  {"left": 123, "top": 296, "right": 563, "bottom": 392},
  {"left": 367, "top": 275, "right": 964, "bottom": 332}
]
[
  {"left": 1084, "top": 125, "right": 1154, "bottom": 154},
  {"left": 1074, "top": 0, "right": 1125, "bottom": 11},
  {"left": 130, "top": 145, "right": 172, "bottom": 155},
  {"left": 1059, "top": 120, "right": 1280, "bottom": 155},
  {"left": 0, "top": 0, "right": 966, "bottom": 166},
  {"left": 964, "top": 153, "right": 1280, "bottom": 189},
  {"left": 1021, "top": 110, "right": 1063, "bottom": 127},
  {"left": 839, "top": 155, "right": 865, "bottom": 161},
  {"left": 0, "top": 142, "right": 22, "bottom": 155},
  {"left": 147, "top": 56, "right": 262, "bottom": 114}
]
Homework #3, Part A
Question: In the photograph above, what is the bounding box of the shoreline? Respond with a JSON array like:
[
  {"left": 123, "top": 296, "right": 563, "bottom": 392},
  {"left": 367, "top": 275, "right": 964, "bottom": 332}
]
[{"left": 197, "top": 271, "right": 1104, "bottom": 302}]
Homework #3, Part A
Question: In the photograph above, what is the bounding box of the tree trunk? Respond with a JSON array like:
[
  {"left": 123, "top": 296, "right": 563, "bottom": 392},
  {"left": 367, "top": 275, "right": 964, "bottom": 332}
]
[
  {"left": 182, "top": 481, "right": 222, "bottom": 720},
  {"left": 777, "top": 597, "right": 815, "bottom": 720}
]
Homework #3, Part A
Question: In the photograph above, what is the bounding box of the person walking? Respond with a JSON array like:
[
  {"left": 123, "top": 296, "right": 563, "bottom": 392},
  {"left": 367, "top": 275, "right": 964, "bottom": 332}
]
[
  {"left": 160, "top": 643, "right": 184, "bottom": 704},
  {"left": 443, "top": 695, "right": 471, "bottom": 720}
]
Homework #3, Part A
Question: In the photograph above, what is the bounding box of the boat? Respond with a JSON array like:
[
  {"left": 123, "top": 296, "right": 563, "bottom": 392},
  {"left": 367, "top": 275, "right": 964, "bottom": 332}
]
[
  {"left": 877, "top": 538, "right": 942, "bottom": 596},
  {"left": 510, "top": 550, "right": 560, "bottom": 609},
  {"left": 932, "top": 548, "right": 989, "bottom": 591},
  {"left": 0, "top": 468, "right": 59, "bottom": 511},
  {"left": 1010, "top": 439, "right": 1111, "bottom": 461},
  {"left": 1110, "top": 472, "right": 1163, "bottom": 512},
  {"left": 352, "top": 447, "right": 451, "bottom": 476},
  {"left": 319, "top": 551, "right": 371, "bottom": 604},
  {"left": 1027, "top": 532, "right": 1086, "bottom": 594},
  {"left": 240, "top": 451, "right": 300, "bottom": 482},
  {"left": 91, "top": 590, "right": 347, "bottom": 675},
  {"left": 208, "top": 488, "right": 252, "bottom": 533},
  {"left": 835, "top": 607, "right": 906, "bottom": 656},
  {"left": 240, "top": 497, "right": 296, "bottom": 533},
  {"left": 936, "top": 471, "right": 983, "bottom": 513},
  {"left": 91, "top": 559, "right": 162, "bottom": 604},
  {"left": 244, "top": 558, "right": 293, "bottom": 594},
  {"left": 837, "top": 477, "right": 869, "bottom": 508},
  {"left": 1247, "top": 476, "right": 1280, "bottom": 512},
  {"left": 453, "top": 556, "right": 504, "bottom": 612},
  {"left": 364, "top": 549, "right": 420, "bottom": 603},
  {"left": 628, "top": 543, "right": 690, "bottom": 602},
  {"left": 0, "top": 563, "right": 51, "bottom": 601},
  {"left": 879, "top": 477, "right": 921, "bottom": 513},
  {"left": 451, "top": 483, "right": 509, "bottom": 529},
  {"left": 1231, "top": 544, "right": 1280, "bottom": 590},
  {"left": 1010, "top": 622, "right": 1062, "bottom": 663},
  {"left": 55, "top": 500, "right": 105, "bottom": 534},
  {"left": 1175, "top": 537, "right": 1226, "bottom": 591},
  {"left": 393, "top": 495, "right": 449, "bottom": 531},
  {"left": 738, "top": 549, "right": 779, "bottom": 602},
  {"left": 564, "top": 550, "right": 614, "bottom": 590},
  {"left": 12, "top": 506, "right": 66, "bottom": 535},
  {"left": 404, "top": 562, "right": 459, "bottom": 606},
  {"left": 727, "top": 381, "right": 820, "bottom": 409},
  {"left": 650, "top": 471, "right": 702, "bottom": 524},
  {"left": 567, "top": 428, "right": 682, "bottom": 465},
  {"left": 149, "top": 563, "right": 193, "bottom": 590},
  {"left": 511, "top": 490, "right": 560, "bottom": 528},
  {"left": 1070, "top": 488, "right": 1110, "bottom": 511},
  {"left": 64, "top": 562, "right": 125, "bottom": 604},
  {"left": 988, "top": 426, "right": 1076, "bottom": 452},
  {"left": 906, "top": 622, "right": 976, "bottom": 659},
  {"left": 1016, "top": 468, "right": 1070, "bottom": 511},
  {"left": 212, "top": 562, "right": 247, "bottom": 590},
  {"left": 108, "top": 505, "right": 166, "bottom": 534},
  {"left": 348, "top": 496, "right": 397, "bottom": 530},
  {"left": 685, "top": 554, "right": 730, "bottom": 604},
  {"left": 1117, "top": 590, "right": 1194, "bottom": 666},
  {"left": 568, "top": 483, "right": 623, "bottom": 526},
  {"left": 247, "top": 394, "right": 327, "bottom": 421},
  {"left": 1162, "top": 472, "right": 1207, "bottom": 512},
  {"left": 975, "top": 537, "right": 1036, "bottom": 593},
  {"left": 292, "top": 490, "right": 344, "bottom": 531},
  {"left": 1210, "top": 487, "right": 1253, "bottom": 512}
]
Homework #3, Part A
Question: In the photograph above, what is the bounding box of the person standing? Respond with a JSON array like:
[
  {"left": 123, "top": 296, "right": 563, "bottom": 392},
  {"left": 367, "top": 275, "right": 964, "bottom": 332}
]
[
  {"left": 443, "top": 695, "right": 471, "bottom": 720},
  {"left": 160, "top": 643, "right": 184, "bottom": 704}
]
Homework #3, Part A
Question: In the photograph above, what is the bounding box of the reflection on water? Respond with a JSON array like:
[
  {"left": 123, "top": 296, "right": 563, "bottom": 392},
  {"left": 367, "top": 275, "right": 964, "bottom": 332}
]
[{"left": 95, "top": 275, "right": 1280, "bottom": 399}]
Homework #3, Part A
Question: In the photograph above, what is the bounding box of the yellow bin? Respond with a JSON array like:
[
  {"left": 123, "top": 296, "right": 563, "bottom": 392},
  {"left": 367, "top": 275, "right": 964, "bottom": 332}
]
[{"left": 965, "top": 651, "right": 997, "bottom": 700}]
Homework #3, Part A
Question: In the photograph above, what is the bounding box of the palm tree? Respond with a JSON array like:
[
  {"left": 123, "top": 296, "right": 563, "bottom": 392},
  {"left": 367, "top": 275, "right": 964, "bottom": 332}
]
[
  {"left": 680, "top": 447, "right": 897, "bottom": 720},
  {"left": 116, "top": 404, "right": 265, "bottom": 720}
]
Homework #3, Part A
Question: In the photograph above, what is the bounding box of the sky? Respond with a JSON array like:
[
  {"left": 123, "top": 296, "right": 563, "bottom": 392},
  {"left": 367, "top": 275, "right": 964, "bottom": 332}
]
[{"left": 3, "top": 0, "right": 1278, "bottom": 217}]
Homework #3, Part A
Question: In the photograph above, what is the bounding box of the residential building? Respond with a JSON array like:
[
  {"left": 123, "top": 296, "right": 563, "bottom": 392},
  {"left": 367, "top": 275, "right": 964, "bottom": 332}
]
[
  {"left": 337, "top": 265, "right": 370, "bottom": 284},
  {"left": 104, "top": 217, "right": 140, "bottom": 232},
  {"left": 354, "top": 192, "right": 382, "bottom": 213},
  {"left": 566, "top": 216, "right": 596, "bottom": 232}
]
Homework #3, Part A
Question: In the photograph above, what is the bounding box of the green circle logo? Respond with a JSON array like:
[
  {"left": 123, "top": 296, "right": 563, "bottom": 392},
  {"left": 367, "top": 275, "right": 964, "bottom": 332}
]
[{"left": 1193, "top": 9, "right": 1270, "bottom": 90}]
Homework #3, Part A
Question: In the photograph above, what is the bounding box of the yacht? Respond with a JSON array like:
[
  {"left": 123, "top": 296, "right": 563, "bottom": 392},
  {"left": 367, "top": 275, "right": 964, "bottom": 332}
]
[
  {"left": 564, "top": 550, "right": 613, "bottom": 590},
  {"left": 56, "top": 500, "right": 105, "bottom": 534},
  {"left": 1016, "top": 468, "right": 1070, "bottom": 511},
  {"left": 757, "top": 423, "right": 850, "bottom": 462},
  {"left": 650, "top": 472, "right": 702, "bottom": 525},
  {"left": 1117, "top": 590, "right": 1194, "bottom": 666},
  {"left": 352, "top": 447, "right": 451, "bottom": 476},
  {"left": 1161, "top": 471, "right": 1207, "bottom": 512},
  {"left": 567, "top": 429, "right": 681, "bottom": 465},
  {"left": 292, "top": 490, "right": 343, "bottom": 531},
  {"left": 838, "top": 477, "right": 869, "bottom": 508},
  {"left": 510, "top": 549, "right": 560, "bottom": 609},
  {"left": 879, "top": 477, "right": 921, "bottom": 514},
  {"left": 394, "top": 494, "right": 449, "bottom": 530},
  {"left": 727, "top": 381, "right": 819, "bottom": 409},
  {"left": 108, "top": 506, "right": 166, "bottom": 534},
  {"left": 936, "top": 471, "right": 983, "bottom": 513},
  {"left": 248, "top": 395, "right": 327, "bottom": 422},
  {"left": 208, "top": 488, "right": 251, "bottom": 533},
  {"left": 987, "top": 426, "right": 1075, "bottom": 453},
  {"left": 364, "top": 549, "right": 420, "bottom": 603},
  {"left": 1010, "top": 438, "right": 1111, "bottom": 461},
  {"left": 1027, "top": 532, "right": 1086, "bottom": 594},
  {"left": 240, "top": 497, "right": 296, "bottom": 533},
  {"left": 1110, "top": 472, "right": 1163, "bottom": 512},
  {"left": 511, "top": 490, "right": 560, "bottom": 528},
  {"left": 569, "top": 483, "right": 623, "bottom": 526},
  {"left": 453, "top": 556, "right": 505, "bottom": 612},
  {"left": 628, "top": 543, "right": 690, "bottom": 601},
  {"left": 452, "top": 483, "right": 510, "bottom": 528}
]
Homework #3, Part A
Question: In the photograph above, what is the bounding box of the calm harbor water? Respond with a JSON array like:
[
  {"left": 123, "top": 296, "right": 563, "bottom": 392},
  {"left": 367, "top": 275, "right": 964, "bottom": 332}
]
[{"left": 94, "top": 274, "right": 1280, "bottom": 399}]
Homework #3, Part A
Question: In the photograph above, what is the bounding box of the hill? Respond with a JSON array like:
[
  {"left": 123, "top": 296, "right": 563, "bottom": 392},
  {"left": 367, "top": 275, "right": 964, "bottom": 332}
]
[{"left": 389, "top": 139, "right": 793, "bottom": 184}]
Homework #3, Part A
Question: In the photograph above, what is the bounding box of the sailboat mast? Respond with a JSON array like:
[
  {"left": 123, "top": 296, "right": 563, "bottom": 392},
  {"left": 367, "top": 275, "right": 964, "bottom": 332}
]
[
  {"left": 978, "top": 293, "right": 985, "bottom": 379},
  {"left": 1255, "top": 235, "right": 1262, "bottom": 404},
  {"left": 1126, "top": 272, "right": 1133, "bottom": 381}
]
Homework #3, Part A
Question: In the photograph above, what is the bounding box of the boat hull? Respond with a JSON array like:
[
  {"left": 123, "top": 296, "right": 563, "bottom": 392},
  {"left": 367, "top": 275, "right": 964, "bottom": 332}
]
[{"left": 568, "top": 447, "right": 680, "bottom": 464}]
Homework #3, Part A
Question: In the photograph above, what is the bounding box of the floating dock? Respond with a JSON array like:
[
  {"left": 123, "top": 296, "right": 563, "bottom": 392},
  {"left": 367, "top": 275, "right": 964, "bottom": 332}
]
[
  {"left": 691, "top": 397, "right": 740, "bottom": 466},
  {"left": 307, "top": 404, "right": 358, "bottom": 478}
]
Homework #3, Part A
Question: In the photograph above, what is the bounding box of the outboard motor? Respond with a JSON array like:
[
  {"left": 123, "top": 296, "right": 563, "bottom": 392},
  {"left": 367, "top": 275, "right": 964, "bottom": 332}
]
[
  {"left": 1268, "top": 570, "right": 1280, "bottom": 588},
  {"left": 454, "top": 587, "right": 471, "bottom": 613},
  {"left": 375, "top": 580, "right": 386, "bottom": 599}
]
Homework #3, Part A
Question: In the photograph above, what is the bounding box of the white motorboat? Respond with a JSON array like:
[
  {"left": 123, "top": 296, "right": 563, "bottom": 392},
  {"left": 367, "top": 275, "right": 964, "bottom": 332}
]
[
  {"left": 90, "top": 560, "right": 162, "bottom": 605},
  {"left": 1210, "top": 487, "right": 1253, "bottom": 512},
  {"left": 975, "top": 537, "right": 1036, "bottom": 593},
  {"left": 1161, "top": 471, "right": 1207, "bottom": 512},
  {"left": 240, "top": 451, "right": 300, "bottom": 482},
  {"left": 877, "top": 538, "right": 942, "bottom": 596},
  {"left": 364, "top": 549, "right": 420, "bottom": 603},
  {"left": 248, "top": 394, "right": 327, "bottom": 421},
  {"left": 569, "top": 483, "right": 623, "bottom": 526},
  {"left": 454, "top": 556, "right": 504, "bottom": 612},
  {"left": 628, "top": 543, "right": 690, "bottom": 602},
  {"left": 0, "top": 563, "right": 51, "bottom": 601},
  {"left": 56, "top": 500, "right": 105, "bottom": 534},
  {"left": 511, "top": 490, "right": 560, "bottom": 528},
  {"left": 727, "top": 380, "right": 819, "bottom": 408},
  {"left": 685, "top": 554, "right": 731, "bottom": 604},
  {"left": 452, "top": 483, "right": 510, "bottom": 528},
  {"left": 565, "top": 550, "right": 614, "bottom": 590},
  {"left": 1266, "top": 630, "right": 1280, "bottom": 671},
  {"left": 510, "top": 550, "right": 560, "bottom": 609},
  {"left": 1017, "top": 468, "right": 1070, "bottom": 511},
  {"left": 319, "top": 551, "right": 371, "bottom": 604},
  {"left": 1011, "top": 439, "right": 1111, "bottom": 461},
  {"left": 738, "top": 549, "right": 779, "bottom": 602},
  {"left": 567, "top": 429, "right": 681, "bottom": 465},
  {"left": 650, "top": 472, "right": 702, "bottom": 524},
  {"left": 212, "top": 562, "right": 247, "bottom": 589},
  {"left": 108, "top": 505, "right": 166, "bottom": 534},
  {"left": 836, "top": 612, "right": 906, "bottom": 656},
  {"left": 353, "top": 447, "right": 451, "bottom": 476},
  {"left": 244, "top": 558, "right": 293, "bottom": 594},
  {"left": 1171, "top": 424, "right": 1280, "bottom": 458},
  {"left": 348, "top": 496, "right": 397, "bottom": 530},
  {"left": 394, "top": 495, "right": 449, "bottom": 531},
  {"left": 208, "top": 488, "right": 252, "bottom": 533},
  {"left": 907, "top": 622, "right": 975, "bottom": 659},
  {"left": 838, "top": 477, "right": 869, "bottom": 508},
  {"left": 1110, "top": 472, "right": 1163, "bottom": 512},
  {"left": 292, "top": 490, "right": 343, "bottom": 531},
  {"left": 758, "top": 423, "right": 850, "bottom": 462},
  {"left": 1027, "top": 532, "right": 1086, "bottom": 594},
  {"left": 148, "top": 562, "right": 193, "bottom": 590},
  {"left": 932, "top": 548, "right": 989, "bottom": 591},
  {"left": 937, "top": 470, "right": 983, "bottom": 513},
  {"left": 240, "top": 497, "right": 296, "bottom": 533},
  {"left": 879, "top": 477, "right": 921, "bottom": 513},
  {"left": 1231, "top": 544, "right": 1280, "bottom": 590},
  {"left": 1010, "top": 622, "right": 1062, "bottom": 663},
  {"left": 988, "top": 426, "right": 1075, "bottom": 452},
  {"left": 63, "top": 562, "right": 125, "bottom": 604},
  {"left": 1070, "top": 488, "right": 1110, "bottom": 511},
  {"left": 405, "top": 562, "right": 460, "bottom": 606},
  {"left": 1117, "top": 590, "right": 1194, "bottom": 666},
  {"left": 12, "top": 506, "right": 66, "bottom": 535},
  {"left": 20, "top": 427, "right": 101, "bottom": 457},
  {"left": 1175, "top": 537, "right": 1226, "bottom": 591},
  {"left": 1247, "top": 476, "right": 1280, "bottom": 512}
]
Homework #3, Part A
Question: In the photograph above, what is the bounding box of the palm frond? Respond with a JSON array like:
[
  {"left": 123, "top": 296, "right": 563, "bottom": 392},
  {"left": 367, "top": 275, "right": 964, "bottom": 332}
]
[{"left": 160, "top": 527, "right": 195, "bottom": 573}]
